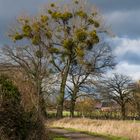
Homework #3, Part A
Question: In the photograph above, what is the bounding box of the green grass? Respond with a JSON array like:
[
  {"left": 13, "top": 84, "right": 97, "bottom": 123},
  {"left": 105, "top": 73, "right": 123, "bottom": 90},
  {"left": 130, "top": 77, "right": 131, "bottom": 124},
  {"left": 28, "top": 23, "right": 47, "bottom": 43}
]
[
  {"left": 53, "top": 127, "right": 129, "bottom": 140},
  {"left": 87, "top": 132, "right": 129, "bottom": 140},
  {"left": 63, "top": 111, "right": 78, "bottom": 117},
  {"left": 47, "top": 110, "right": 78, "bottom": 117},
  {"left": 49, "top": 131, "right": 69, "bottom": 140},
  {"left": 53, "top": 138, "right": 68, "bottom": 140},
  {"left": 126, "top": 120, "right": 140, "bottom": 123}
]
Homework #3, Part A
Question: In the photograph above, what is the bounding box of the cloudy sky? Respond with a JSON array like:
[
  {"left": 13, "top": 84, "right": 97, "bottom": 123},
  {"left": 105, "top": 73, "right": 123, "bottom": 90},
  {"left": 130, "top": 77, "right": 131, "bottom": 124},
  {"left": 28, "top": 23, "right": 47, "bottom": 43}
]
[{"left": 0, "top": 0, "right": 140, "bottom": 80}]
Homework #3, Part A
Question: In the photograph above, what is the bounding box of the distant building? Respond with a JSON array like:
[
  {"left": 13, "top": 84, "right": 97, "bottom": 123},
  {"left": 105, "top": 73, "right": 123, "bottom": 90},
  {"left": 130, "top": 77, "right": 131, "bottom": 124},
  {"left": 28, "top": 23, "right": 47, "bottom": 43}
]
[{"left": 95, "top": 100, "right": 120, "bottom": 112}]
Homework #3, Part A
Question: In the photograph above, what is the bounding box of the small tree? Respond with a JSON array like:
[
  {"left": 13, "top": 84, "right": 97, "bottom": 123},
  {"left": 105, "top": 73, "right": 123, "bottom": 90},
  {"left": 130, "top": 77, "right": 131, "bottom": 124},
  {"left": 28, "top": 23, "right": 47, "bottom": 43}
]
[
  {"left": 0, "top": 74, "right": 48, "bottom": 140},
  {"left": 76, "top": 96, "right": 96, "bottom": 117},
  {"left": 0, "top": 74, "right": 20, "bottom": 106},
  {"left": 98, "top": 74, "right": 133, "bottom": 120}
]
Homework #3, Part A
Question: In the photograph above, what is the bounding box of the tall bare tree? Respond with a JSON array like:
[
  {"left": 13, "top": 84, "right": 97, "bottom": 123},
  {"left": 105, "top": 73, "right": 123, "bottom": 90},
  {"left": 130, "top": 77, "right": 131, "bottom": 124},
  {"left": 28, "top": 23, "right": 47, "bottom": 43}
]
[
  {"left": 98, "top": 74, "right": 133, "bottom": 120},
  {"left": 44, "top": 0, "right": 103, "bottom": 118},
  {"left": 2, "top": 0, "right": 113, "bottom": 118}
]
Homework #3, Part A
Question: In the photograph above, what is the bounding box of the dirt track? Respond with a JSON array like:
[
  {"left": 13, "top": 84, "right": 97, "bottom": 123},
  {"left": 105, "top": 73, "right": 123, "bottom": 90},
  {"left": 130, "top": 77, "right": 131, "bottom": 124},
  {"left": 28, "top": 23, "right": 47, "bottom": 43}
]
[{"left": 50, "top": 128, "right": 106, "bottom": 140}]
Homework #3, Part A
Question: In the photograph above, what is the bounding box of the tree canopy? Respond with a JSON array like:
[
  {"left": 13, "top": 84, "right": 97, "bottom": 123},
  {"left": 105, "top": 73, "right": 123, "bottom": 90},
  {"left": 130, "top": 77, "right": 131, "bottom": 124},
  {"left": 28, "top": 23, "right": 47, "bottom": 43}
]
[{"left": 3, "top": 0, "right": 115, "bottom": 118}]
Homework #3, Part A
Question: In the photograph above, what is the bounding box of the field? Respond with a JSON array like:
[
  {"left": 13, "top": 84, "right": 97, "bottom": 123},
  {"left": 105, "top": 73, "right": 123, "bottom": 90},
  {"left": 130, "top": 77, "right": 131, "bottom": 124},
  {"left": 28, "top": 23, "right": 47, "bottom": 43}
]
[{"left": 50, "top": 118, "right": 140, "bottom": 140}]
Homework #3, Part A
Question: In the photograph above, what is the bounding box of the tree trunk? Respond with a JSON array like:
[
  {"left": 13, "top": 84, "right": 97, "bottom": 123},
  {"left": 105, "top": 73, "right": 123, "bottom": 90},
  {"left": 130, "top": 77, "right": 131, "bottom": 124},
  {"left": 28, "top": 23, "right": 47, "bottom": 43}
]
[
  {"left": 39, "top": 95, "right": 47, "bottom": 117},
  {"left": 35, "top": 79, "right": 46, "bottom": 119},
  {"left": 28, "top": 79, "right": 47, "bottom": 139},
  {"left": 136, "top": 102, "right": 140, "bottom": 118},
  {"left": 70, "top": 97, "right": 76, "bottom": 117},
  {"left": 70, "top": 87, "right": 78, "bottom": 118},
  {"left": 121, "top": 104, "right": 126, "bottom": 120},
  {"left": 56, "top": 64, "right": 70, "bottom": 118}
]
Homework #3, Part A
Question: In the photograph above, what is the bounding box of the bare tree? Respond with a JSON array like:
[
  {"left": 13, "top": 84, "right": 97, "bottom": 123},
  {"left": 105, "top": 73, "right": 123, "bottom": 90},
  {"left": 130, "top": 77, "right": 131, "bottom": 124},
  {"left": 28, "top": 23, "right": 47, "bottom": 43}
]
[
  {"left": 66, "top": 66, "right": 89, "bottom": 117},
  {"left": 2, "top": 43, "right": 49, "bottom": 119},
  {"left": 132, "top": 81, "right": 140, "bottom": 118},
  {"left": 98, "top": 73, "right": 133, "bottom": 120},
  {"left": 67, "top": 43, "right": 115, "bottom": 117}
]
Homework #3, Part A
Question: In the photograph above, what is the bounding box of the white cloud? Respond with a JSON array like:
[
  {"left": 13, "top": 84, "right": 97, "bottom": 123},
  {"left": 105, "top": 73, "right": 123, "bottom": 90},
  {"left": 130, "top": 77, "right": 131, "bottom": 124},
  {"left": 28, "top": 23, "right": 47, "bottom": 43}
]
[
  {"left": 108, "top": 37, "right": 140, "bottom": 56},
  {"left": 109, "top": 62, "right": 140, "bottom": 81},
  {"left": 106, "top": 36, "right": 140, "bottom": 80}
]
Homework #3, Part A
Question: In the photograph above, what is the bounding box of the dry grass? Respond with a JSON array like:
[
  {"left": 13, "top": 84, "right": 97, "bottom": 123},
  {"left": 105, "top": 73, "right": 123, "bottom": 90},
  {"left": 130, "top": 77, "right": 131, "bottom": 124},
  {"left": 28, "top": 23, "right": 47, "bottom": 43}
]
[{"left": 50, "top": 118, "right": 140, "bottom": 140}]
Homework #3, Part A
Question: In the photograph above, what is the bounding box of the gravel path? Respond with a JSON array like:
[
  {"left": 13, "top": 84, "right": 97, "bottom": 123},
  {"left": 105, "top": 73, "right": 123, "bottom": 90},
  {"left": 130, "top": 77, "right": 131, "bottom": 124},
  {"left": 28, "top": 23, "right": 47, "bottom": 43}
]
[{"left": 50, "top": 128, "right": 106, "bottom": 140}]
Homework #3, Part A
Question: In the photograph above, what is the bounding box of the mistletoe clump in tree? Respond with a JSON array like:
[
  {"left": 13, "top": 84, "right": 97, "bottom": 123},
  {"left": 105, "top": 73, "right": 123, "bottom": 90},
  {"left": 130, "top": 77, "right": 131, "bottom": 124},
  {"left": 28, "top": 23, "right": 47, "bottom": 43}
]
[
  {"left": 45, "top": 0, "right": 102, "bottom": 118},
  {"left": 5, "top": 0, "right": 111, "bottom": 118}
]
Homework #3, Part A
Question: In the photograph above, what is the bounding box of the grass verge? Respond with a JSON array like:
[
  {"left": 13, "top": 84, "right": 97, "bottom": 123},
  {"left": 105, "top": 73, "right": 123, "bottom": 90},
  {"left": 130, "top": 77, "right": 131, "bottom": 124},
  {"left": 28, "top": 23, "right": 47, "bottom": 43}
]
[
  {"left": 49, "top": 131, "right": 69, "bottom": 140},
  {"left": 53, "top": 127, "right": 129, "bottom": 140},
  {"left": 50, "top": 118, "right": 139, "bottom": 140}
]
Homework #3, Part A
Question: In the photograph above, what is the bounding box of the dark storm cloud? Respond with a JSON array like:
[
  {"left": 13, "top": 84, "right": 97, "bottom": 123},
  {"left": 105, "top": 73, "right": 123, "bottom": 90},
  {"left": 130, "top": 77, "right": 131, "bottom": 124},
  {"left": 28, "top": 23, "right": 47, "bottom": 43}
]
[
  {"left": 91, "top": 0, "right": 140, "bottom": 12},
  {"left": 89, "top": 0, "right": 140, "bottom": 38},
  {"left": 105, "top": 10, "right": 140, "bottom": 38},
  {"left": 118, "top": 51, "right": 140, "bottom": 65},
  {"left": 0, "top": 0, "right": 140, "bottom": 42},
  {"left": 0, "top": 0, "right": 48, "bottom": 17},
  {"left": 0, "top": 0, "right": 56, "bottom": 45}
]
